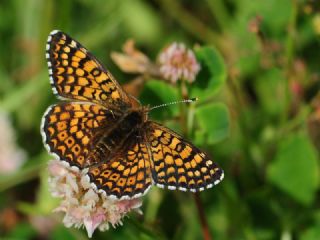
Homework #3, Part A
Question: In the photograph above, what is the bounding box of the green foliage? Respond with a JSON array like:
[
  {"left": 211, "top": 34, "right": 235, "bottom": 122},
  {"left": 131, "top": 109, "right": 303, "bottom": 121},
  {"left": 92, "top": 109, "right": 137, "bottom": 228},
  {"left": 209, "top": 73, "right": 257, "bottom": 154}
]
[
  {"left": 192, "top": 46, "right": 226, "bottom": 100},
  {"left": 267, "top": 133, "right": 319, "bottom": 206},
  {"left": 195, "top": 103, "right": 230, "bottom": 145},
  {"left": 140, "top": 79, "right": 179, "bottom": 120},
  {"left": 301, "top": 226, "right": 320, "bottom": 240},
  {"left": 255, "top": 68, "right": 286, "bottom": 116},
  {"left": 120, "top": 0, "right": 163, "bottom": 43},
  {"left": 7, "top": 222, "right": 37, "bottom": 239}
]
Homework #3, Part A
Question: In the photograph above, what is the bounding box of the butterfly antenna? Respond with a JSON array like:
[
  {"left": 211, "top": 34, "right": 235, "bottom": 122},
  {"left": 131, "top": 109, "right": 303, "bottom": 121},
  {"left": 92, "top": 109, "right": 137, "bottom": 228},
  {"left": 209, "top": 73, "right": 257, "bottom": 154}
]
[{"left": 150, "top": 97, "right": 198, "bottom": 111}]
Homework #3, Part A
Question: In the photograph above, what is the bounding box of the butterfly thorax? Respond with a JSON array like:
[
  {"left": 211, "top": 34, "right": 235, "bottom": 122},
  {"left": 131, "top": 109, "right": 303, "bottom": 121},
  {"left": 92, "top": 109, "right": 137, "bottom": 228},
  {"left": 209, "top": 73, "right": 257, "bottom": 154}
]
[{"left": 86, "top": 108, "right": 147, "bottom": 166}]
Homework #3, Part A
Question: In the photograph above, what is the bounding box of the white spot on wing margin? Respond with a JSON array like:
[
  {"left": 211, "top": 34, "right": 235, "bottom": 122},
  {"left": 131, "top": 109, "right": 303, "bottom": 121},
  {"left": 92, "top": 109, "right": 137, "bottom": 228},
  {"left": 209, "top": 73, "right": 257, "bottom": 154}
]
[
  {"left": 40, "top": 104, "right": 56, "bottom": 157},
  {"left": 40, "top": 104, "right": 80, "bottom": 172},
  {"left": 45, "top": 30, "right": 63, "bottom": 98},
  {"left": 50, "top": 29, "right": 60, "bottom": 36},
  {"left": 86, "top": 174, "right": 153, "bottom": 200},
  {"left": 153, "top": 169, "right": 224, "bottom": 193}
]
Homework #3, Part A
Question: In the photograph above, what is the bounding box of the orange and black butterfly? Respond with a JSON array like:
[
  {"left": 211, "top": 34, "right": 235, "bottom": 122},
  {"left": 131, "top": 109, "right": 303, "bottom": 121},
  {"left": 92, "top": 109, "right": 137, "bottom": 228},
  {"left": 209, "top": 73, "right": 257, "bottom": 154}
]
[{"left": 41, "top": 30, "right": 224, "bottom": 200}]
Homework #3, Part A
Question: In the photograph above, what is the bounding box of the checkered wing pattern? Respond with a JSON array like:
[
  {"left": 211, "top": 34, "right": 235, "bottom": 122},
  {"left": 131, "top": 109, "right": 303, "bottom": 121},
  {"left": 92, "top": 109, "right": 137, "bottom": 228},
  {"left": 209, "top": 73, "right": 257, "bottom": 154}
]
[
  {"left": 146, "top": 122, "right": 224, "bottom": 192},
  {"left": 42, "top": 30, "right": 224, "bottom": 200},
  {"left": 41, "top": 102, "right": 121, "bottom": 168},
  {"left": 46, "top": 30, "right": 131, "bottom": 108},
  {"left": 87, "top": 136, "right": 152, "bottom": 200}
]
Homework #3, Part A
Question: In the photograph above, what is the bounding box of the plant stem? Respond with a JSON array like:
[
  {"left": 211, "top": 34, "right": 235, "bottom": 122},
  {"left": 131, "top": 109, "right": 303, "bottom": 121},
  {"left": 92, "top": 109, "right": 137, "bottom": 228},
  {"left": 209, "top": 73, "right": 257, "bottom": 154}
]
[
  {"left": 226, "top": 72, "right": 249, "bottom": 137},
  {"left": 127, "top": 218, "right": 167, "bottom": 240},
  {"left": 281, "top": 0, "right": 298, "bottom": 126},
  {"left": 0, "top": 161, "right": 46, "bottom": 192},
  {"left": 158, "top": 0, "right": 221, "bottom": 46},
  {"left": 193, "top": 193, "right": 212, "bottom": 240},
  {"left": 179, "top": 79, "right": 213, "bottom": 240},
  {"left": 277, "top": 104, "right": 311, "bottom": 137},
  {"left": 205, "top": 0, "right": 230, "bottom": 30},
  {"left": 0, "top": 71, "right": 48, "bottom": 113}
]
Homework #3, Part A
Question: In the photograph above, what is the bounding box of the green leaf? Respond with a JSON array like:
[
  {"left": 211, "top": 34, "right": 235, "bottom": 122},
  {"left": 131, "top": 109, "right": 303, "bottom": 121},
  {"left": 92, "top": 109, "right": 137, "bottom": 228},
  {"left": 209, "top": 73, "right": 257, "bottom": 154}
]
[
  {"left": 50, "top": 225, "right": 79, "bottom": 240},
  {"left": 300, "top": 210, "right": 320, "bottom": 240},
  {"left": 194, "top": 103, "right": 230, "bottom": 145},
  {"left": 255, "top": 68, "right": 286, "bottom": 116},
  {"left": 120, "top": 0, "right": 162, "bottom": 43},
  {"left": 36, "top": 165, "right": 60, "bottom": 214},
  {"left": 16, "top": 154, "right": 58, "bottom": 216},
  {"left": 7, "top": 222, "right": 37, "bottom": 239},
  {"left": 229, "top": 0, "right": 292, "bottom": 76},
  {"left": 0, "top": 153, "right": 47, "bottom": 192},
  {"left": 140, "top": 79, "right": 179, "bottom": 120},
  {"left": 191, "top": 46, "right": 226, "bottom": 101},
  {"left": 0, "top": 71, "right": 48, "bottom": 113},
  {"left": 236, "top": 0, "right": 292, "bottom": 36},
  {"left": 300, "top": 225, "right": 320, "bottom": 240},
  {"left": 267, "top": 133, "right": 319, "bottom": 206}
]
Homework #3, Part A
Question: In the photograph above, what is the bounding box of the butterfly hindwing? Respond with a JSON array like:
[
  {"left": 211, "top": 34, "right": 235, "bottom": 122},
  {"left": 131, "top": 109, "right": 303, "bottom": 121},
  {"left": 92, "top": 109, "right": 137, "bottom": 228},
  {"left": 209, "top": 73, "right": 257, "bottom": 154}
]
[
  {"left": 46, "top": 30, "right": 131, "bottom": 108},
  {"left": 146, "top": 122, "right": 224, "bottom": 192},
  {"left": 87, "top": 135, "right": 152, "bottom": 200},
  {"left": 41, "top": 102, "right": 122, "bottom": 168}
]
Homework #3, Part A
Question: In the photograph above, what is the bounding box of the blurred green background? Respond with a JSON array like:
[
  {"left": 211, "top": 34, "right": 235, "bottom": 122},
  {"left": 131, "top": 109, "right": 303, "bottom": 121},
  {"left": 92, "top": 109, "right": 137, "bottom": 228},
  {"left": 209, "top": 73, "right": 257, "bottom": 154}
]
[{"left": 1, "top": 0, "right": 320, "bottom": 239}]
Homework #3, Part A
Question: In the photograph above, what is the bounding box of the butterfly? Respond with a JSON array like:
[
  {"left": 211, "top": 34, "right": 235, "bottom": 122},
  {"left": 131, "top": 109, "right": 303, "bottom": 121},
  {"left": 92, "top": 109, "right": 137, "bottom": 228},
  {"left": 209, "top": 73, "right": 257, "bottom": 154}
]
[{"left": 41, "top": 30, "right": 224, "bottom": 200}]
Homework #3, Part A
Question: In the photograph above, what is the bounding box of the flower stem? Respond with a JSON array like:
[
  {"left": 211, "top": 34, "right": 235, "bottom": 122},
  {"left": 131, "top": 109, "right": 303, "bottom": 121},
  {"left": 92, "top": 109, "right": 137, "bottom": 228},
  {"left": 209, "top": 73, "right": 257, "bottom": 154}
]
[
  {"left": 281, "top": 0, "right": 298, "bottom": 126},
  {"left": 193, "top": 193, "right": 212, "bottom": 240},
  {"left": 179, "top": 79, "right": 213, "bottom": 240},
  {"left": 205, "top": 0, "right": 230, "bottom": 30},
  {"left": 158, "top": 0, "right": 221, "bottom": 46},
  {"left": 0, "top": 159, "right": 46, "bottom": 192}
]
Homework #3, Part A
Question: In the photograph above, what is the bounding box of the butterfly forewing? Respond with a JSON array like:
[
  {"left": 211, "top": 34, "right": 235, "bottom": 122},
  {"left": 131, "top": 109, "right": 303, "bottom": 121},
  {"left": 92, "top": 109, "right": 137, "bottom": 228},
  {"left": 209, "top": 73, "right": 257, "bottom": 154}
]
[
  {"left": 46, "top": 30, "right": 131, "bottom": 108},
  {"left": 146, "top": 122, "right": 224, "bottom": 192}
]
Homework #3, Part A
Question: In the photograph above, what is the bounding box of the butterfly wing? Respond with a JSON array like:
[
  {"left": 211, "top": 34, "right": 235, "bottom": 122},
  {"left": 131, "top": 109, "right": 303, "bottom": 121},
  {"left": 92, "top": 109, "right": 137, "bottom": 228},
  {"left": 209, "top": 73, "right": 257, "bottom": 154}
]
[
  {"left": 41, "top": 102, "right": 122, "bottom": 168},
  {"left": 146, "top": 122, "right": 224, "bottom": 192},
  {"left": 46, "top": 30, "right": 132, "bottom": 108},
  {"left": 87, "top": 134, "right": 152, "bottom": 200}
]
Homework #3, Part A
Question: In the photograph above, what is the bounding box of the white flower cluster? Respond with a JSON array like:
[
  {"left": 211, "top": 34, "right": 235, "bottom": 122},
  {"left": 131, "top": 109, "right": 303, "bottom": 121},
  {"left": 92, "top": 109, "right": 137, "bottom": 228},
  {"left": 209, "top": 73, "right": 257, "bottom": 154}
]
[
  {"left": 0, "top": 111, "right": 25, "bottom": 174},
  {"left": 48, "top": 160, "right": 142, "bottom": 238},
  {"left": 158, "top": 42, "right": 200, "bottom": 84}
]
